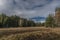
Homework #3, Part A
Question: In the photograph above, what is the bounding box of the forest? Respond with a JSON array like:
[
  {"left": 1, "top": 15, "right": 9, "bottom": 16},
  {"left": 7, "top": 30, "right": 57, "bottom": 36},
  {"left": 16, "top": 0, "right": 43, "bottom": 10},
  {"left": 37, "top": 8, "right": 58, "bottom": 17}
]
[{"left": 0, "top": 14, "right": 36, "bottom": 28}]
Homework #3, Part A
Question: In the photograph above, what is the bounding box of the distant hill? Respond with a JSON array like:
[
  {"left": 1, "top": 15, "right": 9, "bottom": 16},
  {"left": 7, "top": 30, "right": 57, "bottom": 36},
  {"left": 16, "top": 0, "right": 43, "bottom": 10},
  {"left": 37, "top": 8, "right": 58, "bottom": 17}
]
[{"left": 30, "top": 16, "right": 46, "bottom": 23}]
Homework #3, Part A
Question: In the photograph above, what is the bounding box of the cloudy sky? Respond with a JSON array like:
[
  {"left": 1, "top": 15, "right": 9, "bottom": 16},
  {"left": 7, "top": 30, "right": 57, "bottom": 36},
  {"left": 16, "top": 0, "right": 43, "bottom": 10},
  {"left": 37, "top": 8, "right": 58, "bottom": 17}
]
[{"left": 0, "top": 0, "right": 60, "bottom": 18}]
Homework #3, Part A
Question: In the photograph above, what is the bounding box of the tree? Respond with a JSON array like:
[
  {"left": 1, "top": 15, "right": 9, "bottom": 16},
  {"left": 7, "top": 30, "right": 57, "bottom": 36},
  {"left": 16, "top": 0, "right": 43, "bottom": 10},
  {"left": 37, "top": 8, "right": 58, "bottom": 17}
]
[
  {"left": 0, "top": 13, "right": 36, "bottom": 27},
  {"left": 6, "top": 15, "right": 20, "bottom": 27},
  {"left": 0, "top": 14, "right": 20, "bottom": 27},
  {"left": 45, "top": 14, "right": 55, "bottom": 27},
  {"left": 27, "top": 20, "right": 35, "bottom": 27},
  {"left": 55, "top": 7, "right": 60, "bottom": 27},
  {"left": 0, "top": 13, "right": 8, "bottom": 27},
  {"left": 11, "top": 15, "right": 20, "bottom": 27},
  {"left": 22, "top": 19, "right": 28, "bottom": 27}
]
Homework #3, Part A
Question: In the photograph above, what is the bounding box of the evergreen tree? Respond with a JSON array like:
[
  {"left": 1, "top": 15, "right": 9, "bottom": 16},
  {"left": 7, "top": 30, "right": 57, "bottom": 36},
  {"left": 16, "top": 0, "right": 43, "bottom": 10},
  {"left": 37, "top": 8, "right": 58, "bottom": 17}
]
[{"left": 45, "top": 14, "right": 55, "bottom": 27}]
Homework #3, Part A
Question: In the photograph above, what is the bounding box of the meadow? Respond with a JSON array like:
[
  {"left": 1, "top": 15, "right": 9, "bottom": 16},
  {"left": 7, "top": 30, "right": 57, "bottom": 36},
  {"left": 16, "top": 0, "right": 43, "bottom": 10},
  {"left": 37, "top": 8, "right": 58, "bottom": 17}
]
[{"left": 0, "top": 27, "right": 60, "bottom": 40}]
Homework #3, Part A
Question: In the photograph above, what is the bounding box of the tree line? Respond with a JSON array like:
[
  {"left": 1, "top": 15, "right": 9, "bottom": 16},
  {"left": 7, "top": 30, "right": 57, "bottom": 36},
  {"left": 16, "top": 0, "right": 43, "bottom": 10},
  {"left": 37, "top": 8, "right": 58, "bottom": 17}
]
[
  {"left": 0, "top": 14, "right": 36, "bottom": 28},
  {"left": 0, "top": 13, "right": 57, "bottom": 28},
  {"left": 45, "top": 8, "right": 60, "bottom": 27}
]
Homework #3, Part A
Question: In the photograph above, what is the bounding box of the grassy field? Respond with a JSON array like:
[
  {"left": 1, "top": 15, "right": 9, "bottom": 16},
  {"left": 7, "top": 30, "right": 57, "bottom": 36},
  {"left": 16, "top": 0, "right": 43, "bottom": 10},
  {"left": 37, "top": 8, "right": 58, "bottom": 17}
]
[{"left": 0, "top": 27, "right": 60, "bottom": 40}]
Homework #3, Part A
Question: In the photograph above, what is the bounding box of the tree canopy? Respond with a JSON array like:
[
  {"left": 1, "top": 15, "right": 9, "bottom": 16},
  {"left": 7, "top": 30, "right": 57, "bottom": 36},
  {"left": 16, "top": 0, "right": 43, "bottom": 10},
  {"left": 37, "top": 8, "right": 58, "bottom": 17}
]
[{"left": 0, "top": 14, "right": 35, "bottom": 28}]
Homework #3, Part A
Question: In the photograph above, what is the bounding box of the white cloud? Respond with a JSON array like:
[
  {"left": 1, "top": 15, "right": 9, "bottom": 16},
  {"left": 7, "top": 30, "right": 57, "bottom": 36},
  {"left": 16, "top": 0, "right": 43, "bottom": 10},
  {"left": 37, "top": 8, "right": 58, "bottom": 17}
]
[{"left": 0, "top": 0, "right": 4, "bottom": 6}]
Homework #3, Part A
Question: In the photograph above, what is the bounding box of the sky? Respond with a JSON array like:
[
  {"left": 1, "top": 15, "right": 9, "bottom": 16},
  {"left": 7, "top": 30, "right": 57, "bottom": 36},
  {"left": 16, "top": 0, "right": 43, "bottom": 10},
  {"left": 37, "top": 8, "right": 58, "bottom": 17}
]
[{"left": 0, "top": 0, "right": 60, "bottom": 19}]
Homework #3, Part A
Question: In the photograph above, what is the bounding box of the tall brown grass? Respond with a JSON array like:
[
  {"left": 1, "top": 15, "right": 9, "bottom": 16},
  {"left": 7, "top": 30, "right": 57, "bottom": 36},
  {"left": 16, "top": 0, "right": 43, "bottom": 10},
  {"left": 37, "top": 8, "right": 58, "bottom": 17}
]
[{"left": 0, "top": 27, "right": 60, "bottom": 40}]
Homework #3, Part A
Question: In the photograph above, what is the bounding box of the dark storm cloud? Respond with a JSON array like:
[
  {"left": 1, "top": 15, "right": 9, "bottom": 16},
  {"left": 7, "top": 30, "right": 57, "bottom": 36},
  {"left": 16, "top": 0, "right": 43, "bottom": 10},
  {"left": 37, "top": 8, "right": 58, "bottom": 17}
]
[{"left": 0, "top": 0, "right": 60, "bottom": 18}]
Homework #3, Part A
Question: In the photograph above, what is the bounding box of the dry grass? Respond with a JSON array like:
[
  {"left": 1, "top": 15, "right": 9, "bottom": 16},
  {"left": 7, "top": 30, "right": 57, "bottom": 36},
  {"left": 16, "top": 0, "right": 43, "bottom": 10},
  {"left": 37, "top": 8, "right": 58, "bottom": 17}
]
[
  {"left": 0, "top": 27, "right": 60, "bottom": 40},
  {"left": 0, "top": 27, "right": 51, "bottom": 35}
]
